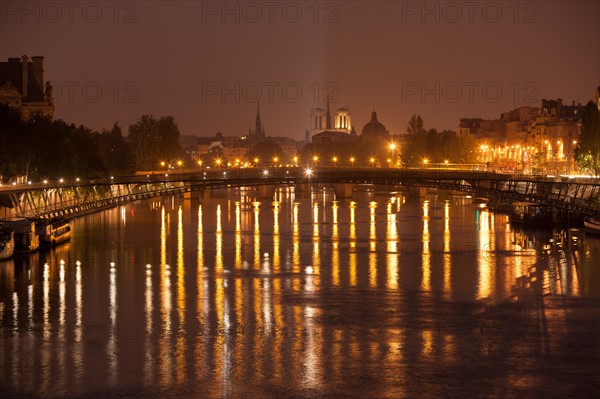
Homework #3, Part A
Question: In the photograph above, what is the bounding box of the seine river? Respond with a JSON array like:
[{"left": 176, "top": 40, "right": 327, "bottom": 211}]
[{"left": 1, "top": 188, "right": 599, "bottom": 398}]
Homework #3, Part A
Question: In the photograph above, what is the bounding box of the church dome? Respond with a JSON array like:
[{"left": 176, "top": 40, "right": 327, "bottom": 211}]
[{"left": 361, "top": 111, "right": 388, "bottom": 138}]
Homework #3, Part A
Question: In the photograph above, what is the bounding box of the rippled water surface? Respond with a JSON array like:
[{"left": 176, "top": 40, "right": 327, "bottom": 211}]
[{"left": 1, "top": 188, "right": 599, "bottom": 398}]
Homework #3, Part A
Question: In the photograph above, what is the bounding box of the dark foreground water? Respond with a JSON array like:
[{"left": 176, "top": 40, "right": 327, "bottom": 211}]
[{"left": 1, "top": 188, "right": 599, "bottom": 398}]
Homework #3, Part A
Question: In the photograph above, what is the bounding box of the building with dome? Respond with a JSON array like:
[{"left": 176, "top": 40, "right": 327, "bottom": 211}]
[{"left": 361, "top": 111, "right": 389, "bottom": 141}]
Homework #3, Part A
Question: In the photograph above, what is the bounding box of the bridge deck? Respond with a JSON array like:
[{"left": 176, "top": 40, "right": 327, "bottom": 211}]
[{"left": 1, "top": 168, "right": 599, "bottom": 218}]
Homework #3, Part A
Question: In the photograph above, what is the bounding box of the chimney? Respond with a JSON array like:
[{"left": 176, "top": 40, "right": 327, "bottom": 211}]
[
  {"left": 31, "top": 56, "right": 44, "bottom": 96},
  {"left": 21, "top": 55, "right": 29, "bottom": 98}
]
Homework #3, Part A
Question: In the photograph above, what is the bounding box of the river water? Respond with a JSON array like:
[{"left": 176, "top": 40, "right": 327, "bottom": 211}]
[{"left": 1, "top": 188, "right": 599, "bottom": 398}]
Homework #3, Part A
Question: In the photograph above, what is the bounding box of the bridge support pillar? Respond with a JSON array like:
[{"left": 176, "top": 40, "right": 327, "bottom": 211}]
[
  {"left": 257, "top": 185, "right": 277, "bottom": 200},
  {"left": 331, "top": 183, "right": 354, "bottom": 200}
]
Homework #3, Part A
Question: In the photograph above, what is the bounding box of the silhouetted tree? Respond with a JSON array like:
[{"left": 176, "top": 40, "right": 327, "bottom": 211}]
[
  {"left": 401, "top": 115, "right": 476, "bottom": 165},
  {"left": 0, "top": 103, "right": 134, "bottom": 181},
  {"left": 406, "top": 114, "right": 426, "bottom": 136},
  {"left": 128, "top": 115, "right": 182, "bottom": 170},
  {"left": 246, "top": 140, "right": 284, "bottom": 165},
  {"left": 98, "top": 123, "right": 133, "bottom": 175},
  {"left": 575, "top": 101, "right": 600, "bottom": 176}
]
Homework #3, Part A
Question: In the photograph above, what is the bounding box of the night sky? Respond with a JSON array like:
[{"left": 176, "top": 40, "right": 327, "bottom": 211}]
[{"left": 2, "top": 1, "right": 598, "bottom": 139}]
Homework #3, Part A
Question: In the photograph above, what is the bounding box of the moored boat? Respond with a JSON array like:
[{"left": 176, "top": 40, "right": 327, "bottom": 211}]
[
  {"left": 36, "top": 217, "right": 71, "bottom": 246},
  {"left": 510, "top": 201, "right": 555, "bottom": 227},
  {"left": 2, "top": 218, "right": 40, "bottom": 254},
  {"left": 0, "top": 227, "right": 15, "bottom": 261},
  {"left": 584, "top": 216, "right": 600, "bottom": 234}
]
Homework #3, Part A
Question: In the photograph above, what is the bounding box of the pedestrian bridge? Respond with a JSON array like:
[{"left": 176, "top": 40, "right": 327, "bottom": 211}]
[{"left": 1, "top": 167, "right": 599, "bottom": 219}]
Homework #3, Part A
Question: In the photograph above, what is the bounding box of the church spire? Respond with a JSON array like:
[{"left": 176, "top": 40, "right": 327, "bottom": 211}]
[
  {"left": 325, "top": 96, "right": 332, "bottom": 130},
  {"left": 254, "top": 101, "right": 265, "bottom": 138}
]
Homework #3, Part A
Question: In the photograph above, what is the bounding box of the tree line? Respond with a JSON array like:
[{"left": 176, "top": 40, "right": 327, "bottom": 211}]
[
  {"left": 0, "top": 103, "right": 184, "bottom": 182},
  {"left": 401, "top": 114, "right": 478, "bottom": 165}
]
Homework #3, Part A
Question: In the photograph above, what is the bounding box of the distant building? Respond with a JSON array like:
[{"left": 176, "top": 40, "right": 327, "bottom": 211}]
[
  {"left": 193, "top": 105, "right": 299, "bottom": 164},
  {"left": 361, "top": 111, "right": 389, "bottom": 141},
  {"left": 312, "top": 130, "right": 356, "bottom": 144},
  {"left": 247, "top": 102, "right": 266, "bottom": 141},
  {"left": 306, "top": 98, "right": 354, "bottom": 141},
  {"left": 0, "top": 55, "right": 54, "bottom": 118},
  {"left": 459, "top": 98, "right": 586, "bottom": 173}
]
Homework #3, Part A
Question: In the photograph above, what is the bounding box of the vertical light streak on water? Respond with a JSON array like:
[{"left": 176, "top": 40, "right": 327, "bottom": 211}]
[
  {"left": 386, "top": 200, "right": 398, "bottom": 289},
  {"left": 302, "top": 304, "right": 321, "bottom": 389},
  {"left": 11, "top": 291, "right": 19, "bottom": 389},
  {"left": 160, "top": 206, "right": 173, "bottom": 385},
  {"left": 253, "top": 202, "right": 260, "bottom": 270},
  {"left": 216, "top": 204, "right": 223, "bottom": 273},
  {"left": 349, "top": 202, "right": 357, "bottom": 286},
  {"left": 332, "top": 202, "right": 340, "bottom": 286},
  {"left": 215, "top": 201, "right": 228, "bottom": 393},
  {"left": 27, "top": 281, "right": 32, "bottom": 331},
  {"left": 25, "top": 280, "right": 33, "bottom": 393},
  {"left": 59, "top": 260, "right": 65, "bottom": 325},
  {"left": 234, "top": 277, "right": 244, "bottom": 376},
  {"left": 108, "top": 261, "right": 118, "bottom": 386},
  {"left": 272, "top": 193, "right": 282, "bottom": 334},
  {"left": 293, "top": 202, "right": 300, "bottom": 276},
  {"left": 75, "top": 261, "right": 82, "bottom": 340},
  {"left": 262, "top": 274, "right": 272, "bottom": 333},
  {"left": 215, "top": 204, "right": 224, "bottom": 331},
  {"left": 121, "top": 206, "right": 126, "bottom": 226},
  {"left": 477, "top": 208, "right": 491, "bottom": 299},
  {"left": 195, "top": 204, "right": 209, "bottom": 381},
  {"left": 73, "top": 261, "right": 83, "bottom": 388},
  {"left": 220, "top": 274, "right": 233, "bottom": 398},
  {"left": 501, "top": 221, "right": 515, "bottom": 296},
  {"left": 273, "top": 201, "right": 280, "bottom": 272},
  {"left": 421, "top": 201, "right": 431, "bottom": 291},
  {"left": 569, "top": 254, "right": 580, "bottom": 296},
  {"left": 235, "top": 202, "right": 242, "bottom": 268},
  {"left": 175, "top": 206, "right": 186, "bottom": 383},
  {"left": 58, "top": 259, "right": 67, "bottom": 392},
  {"left": 41, "top": 262, "right": 50, "bottom": 392},
  {"left": 443, "top": 201, "right": 452, "bottom": 294},
  {"left": 369, "top": 202, "right": 377, "bottom": 287},
  {"left": 422, "top": 329, "right": 433, "bottom": 357},
  {"left": 144, "top": 262, "right": 153, "bottom": 387},
  {"left": 312, "top": 202, "right": 320, "bottom": 278}
]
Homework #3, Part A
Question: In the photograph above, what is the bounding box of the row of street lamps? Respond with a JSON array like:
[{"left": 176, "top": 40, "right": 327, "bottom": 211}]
[{"left": 159, "top": 155, "right": 440, "bottom": 169}]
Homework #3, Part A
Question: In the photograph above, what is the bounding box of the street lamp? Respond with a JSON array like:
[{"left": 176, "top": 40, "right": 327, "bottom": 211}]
[
  {"left": 293, "top": 156, "right": 298, "bottom": 166},
  {"left": 369, "top": 157, "right": 376, "bottom": 168},
  {"left": 422, "top": 158, "right": 429, "bottom": 170},
  {"left": 349, "top": 156, "right": 356, "bottom": 168},
  {"left": 389, "top": 142, "right": 397, "bottom": 167},
  {"left": 332, "top": 156, "right": 338, "bottom": 167}
]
